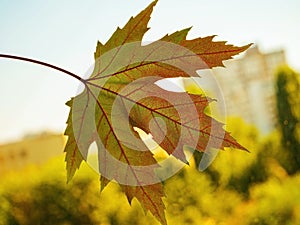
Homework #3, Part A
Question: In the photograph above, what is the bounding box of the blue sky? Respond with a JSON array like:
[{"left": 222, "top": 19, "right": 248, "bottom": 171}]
[{"left": 0, "top": 0, "right": 299, "bottom": 143}]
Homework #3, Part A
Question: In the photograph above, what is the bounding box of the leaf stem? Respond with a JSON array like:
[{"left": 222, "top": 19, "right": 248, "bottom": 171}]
[{"left": 0, "top": 54, "right": 85, "bottom": 83}]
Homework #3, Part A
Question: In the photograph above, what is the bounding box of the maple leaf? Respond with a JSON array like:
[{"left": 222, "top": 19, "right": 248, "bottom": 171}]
[{"left": 64, "top": 1, "right": 251, "bottom": 224}]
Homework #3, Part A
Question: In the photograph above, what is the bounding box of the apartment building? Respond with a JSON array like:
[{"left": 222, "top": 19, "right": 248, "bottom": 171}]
[{"left": 0, "top": 133, "right": 66, "bottom": 174}]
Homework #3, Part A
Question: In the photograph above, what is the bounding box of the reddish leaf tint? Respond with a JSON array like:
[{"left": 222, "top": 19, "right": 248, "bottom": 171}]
[{"left": 64, "top": 1, "right": 250, "bottom": 224}]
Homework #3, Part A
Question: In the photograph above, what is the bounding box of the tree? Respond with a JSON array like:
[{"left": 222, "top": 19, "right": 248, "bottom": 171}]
[
  {"left": 275, "top": 66, "right": 300, "bottom": 174},
  {"left": 0, "top": 2, "right": 250, "bottom": 224}
]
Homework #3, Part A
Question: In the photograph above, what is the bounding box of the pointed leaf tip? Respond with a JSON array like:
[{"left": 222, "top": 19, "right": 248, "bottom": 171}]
[{"left": 64, "top": 1, "right": 251, "bottom": 225}]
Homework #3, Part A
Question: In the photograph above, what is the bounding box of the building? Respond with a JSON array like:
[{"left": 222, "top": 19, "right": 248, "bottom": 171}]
[
  {"left": 212, "top": 45, "right": 286, "bottom": 134},
  {"left": 0, "top": 133, "right": 66, "bottom": 175},
  {"left": 182, "top": 45, "right": 286, "bottom": 134}
]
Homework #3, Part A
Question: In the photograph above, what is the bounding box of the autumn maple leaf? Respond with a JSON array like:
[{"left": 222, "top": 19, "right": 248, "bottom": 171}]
[{"left": 64, "top": 1, "right": 251, "bottom": 224}]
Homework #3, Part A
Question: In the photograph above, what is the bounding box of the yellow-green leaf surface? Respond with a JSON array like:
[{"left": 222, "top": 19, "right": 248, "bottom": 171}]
[{"left": 64, "top": 1, "right": 250, "bottom": 224}]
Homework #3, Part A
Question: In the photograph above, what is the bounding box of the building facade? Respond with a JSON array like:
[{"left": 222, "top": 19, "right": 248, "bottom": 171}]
[
  {"left": 212, "top": 45, "right": 286, "bottom": 134},
  {"left": 0, "top": 133, "right": 66, "bottom": 175}
]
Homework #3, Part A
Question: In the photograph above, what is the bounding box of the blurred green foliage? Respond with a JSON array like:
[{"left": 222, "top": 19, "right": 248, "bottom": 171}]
[
  {"left": 1, "top": 71, "right": 300, "bottom": 225},
  {"left": 1, "top": 115, "right": 300, "bottom": 225},
  {"left": 275, "top": 66, "right": 300, "bottom": 174}
]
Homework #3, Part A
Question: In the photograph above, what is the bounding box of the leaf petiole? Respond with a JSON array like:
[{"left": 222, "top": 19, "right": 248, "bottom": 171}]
[{"left": 0, "top": 54, "right": 85, "bottom": 84}]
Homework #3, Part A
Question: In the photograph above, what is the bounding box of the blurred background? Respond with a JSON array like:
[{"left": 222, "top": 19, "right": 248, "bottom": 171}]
[{"left": 0, "top": 0, "right": 300, "bottom": 224}]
